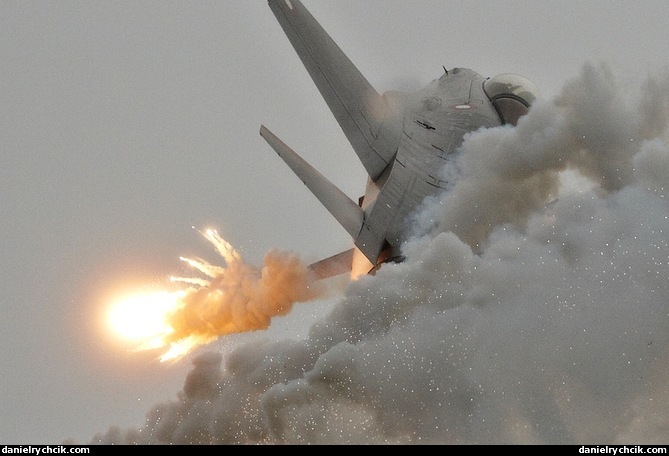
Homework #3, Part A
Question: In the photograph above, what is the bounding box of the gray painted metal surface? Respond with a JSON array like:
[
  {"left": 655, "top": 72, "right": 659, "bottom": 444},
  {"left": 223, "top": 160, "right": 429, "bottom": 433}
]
[{"left": 262, "top": 0, "right": 539, "bottom": 276}]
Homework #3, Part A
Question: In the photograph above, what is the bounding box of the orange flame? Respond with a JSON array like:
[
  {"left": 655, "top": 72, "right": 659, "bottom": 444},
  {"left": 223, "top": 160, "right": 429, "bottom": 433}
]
[{"left": 107, "top": 229, "right": 325, "bottom": 361}]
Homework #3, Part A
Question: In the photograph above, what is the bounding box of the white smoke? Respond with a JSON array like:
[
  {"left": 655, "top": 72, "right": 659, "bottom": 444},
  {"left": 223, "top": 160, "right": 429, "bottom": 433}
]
[{"left": 90, "top": 63, "right": 669, "bottom": 444}]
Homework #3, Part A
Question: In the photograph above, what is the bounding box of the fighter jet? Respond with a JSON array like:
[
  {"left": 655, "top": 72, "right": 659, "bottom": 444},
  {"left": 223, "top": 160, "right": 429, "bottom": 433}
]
[{"left": 260, "top": 0, "right": 540, "bottom": 278}]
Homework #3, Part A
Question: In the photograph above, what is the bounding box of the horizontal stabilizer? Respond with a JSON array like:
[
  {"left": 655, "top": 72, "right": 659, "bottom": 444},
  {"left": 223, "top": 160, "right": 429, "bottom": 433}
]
[
  {"left": 268, "top": 0, "right": 393, "bottom": 180},
  {"left": 308, "top": 248, "right": 354, "bottom": 280},
  {"left": 260, "top": 125, "right": 364, "bottom": 240}
]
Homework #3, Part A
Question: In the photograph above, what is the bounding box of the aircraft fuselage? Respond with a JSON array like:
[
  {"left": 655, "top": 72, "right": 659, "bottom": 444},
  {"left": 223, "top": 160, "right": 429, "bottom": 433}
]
[
  {"left": 261, "top": 0, "right": 538, "bottom": 277},
  {"left": 356, "top": 68, "right": 503, "bottom": 263}
]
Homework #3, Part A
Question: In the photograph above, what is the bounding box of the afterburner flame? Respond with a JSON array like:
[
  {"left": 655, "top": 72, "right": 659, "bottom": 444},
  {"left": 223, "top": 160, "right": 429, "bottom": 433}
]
[{"left": 108, "top": 229, "right": 325, "bottom": 362}]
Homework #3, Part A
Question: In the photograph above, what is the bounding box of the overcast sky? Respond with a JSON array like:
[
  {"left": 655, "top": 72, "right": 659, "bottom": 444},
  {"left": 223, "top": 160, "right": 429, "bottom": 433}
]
[{"left": 1, "top": 0, "right": 669, "bottom": 444}]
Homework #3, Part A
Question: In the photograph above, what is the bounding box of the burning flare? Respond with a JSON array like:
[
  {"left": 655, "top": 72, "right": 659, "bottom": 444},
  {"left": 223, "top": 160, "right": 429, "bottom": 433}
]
[{"left": 107, "top": 229, "right": 325, "bottom": 361}]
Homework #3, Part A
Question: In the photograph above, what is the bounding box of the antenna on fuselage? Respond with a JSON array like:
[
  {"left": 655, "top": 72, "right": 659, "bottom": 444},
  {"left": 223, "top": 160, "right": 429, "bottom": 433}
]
[{"left": 443, "top": 66, "right": 449, "bottom": 75}]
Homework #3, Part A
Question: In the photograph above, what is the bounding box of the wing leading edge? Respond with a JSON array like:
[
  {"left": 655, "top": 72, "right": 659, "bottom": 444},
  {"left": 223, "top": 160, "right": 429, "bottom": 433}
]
[
  {"left": 260, "top": 125, "right": 367, "bottom": 279},
  {"left": 267, "top": 0, "right": 395, "bottom": 180},
  {"left": 260, "top": 125, "right": 364, "bottom": 240}
]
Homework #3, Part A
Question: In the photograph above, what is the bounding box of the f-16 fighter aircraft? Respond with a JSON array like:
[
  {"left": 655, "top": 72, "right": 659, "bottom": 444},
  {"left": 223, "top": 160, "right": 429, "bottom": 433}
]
[{"left": 260, "top": 0, "right": 540, "bottom": 278}]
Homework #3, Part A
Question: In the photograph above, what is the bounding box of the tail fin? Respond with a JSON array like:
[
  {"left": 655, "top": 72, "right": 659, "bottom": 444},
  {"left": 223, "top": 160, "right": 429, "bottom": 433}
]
[{"left": 260, "top": 126, "right": 364, "bottom": 240}]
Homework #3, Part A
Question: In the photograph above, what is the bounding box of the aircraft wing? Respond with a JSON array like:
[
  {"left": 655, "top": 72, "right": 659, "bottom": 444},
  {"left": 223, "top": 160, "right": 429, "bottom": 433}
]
[
  {"left": 268, "top": 0, "right": 394, "bottom": 180},
  {"left": 260, "top": 125, "right": 364, "bottom": 240}
]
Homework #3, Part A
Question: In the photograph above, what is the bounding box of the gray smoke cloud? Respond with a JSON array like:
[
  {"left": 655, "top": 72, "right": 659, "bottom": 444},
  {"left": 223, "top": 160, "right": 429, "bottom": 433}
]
[{"left": 90, "top": 63, "right": 669, "bottom": 444}]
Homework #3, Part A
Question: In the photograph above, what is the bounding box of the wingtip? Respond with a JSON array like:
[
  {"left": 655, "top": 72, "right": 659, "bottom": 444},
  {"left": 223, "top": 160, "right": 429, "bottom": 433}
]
[{"left": 259, "top": 125, "right": 277, "bottom": 145}]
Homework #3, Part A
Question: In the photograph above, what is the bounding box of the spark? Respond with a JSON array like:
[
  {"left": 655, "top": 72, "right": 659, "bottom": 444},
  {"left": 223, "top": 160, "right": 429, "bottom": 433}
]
[{"left": 106, "top": 228, "right": 325, "bottom": 362}]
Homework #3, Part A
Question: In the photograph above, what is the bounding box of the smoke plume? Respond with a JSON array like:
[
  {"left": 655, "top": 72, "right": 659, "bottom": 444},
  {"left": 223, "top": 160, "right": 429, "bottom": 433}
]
[
  {"left": 92, "top": 63, "right": 669, "bottom": 444},
  {"left": 133, "top": 229, "right": 327, "bottom": 361}
]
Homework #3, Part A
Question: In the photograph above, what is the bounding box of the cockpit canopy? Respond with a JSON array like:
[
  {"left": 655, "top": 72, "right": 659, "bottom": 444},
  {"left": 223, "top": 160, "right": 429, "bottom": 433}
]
[{"left": 483, "top": 73, "right": 540, "bottom": 126}]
